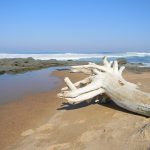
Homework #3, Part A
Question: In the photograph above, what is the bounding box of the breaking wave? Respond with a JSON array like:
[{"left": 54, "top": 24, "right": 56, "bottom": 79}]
[{"left": 0, "top": 52, "right": 150, "bottom": 60}]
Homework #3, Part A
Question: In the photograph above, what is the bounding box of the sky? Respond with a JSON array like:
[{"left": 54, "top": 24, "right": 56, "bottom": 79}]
[{"left": 0, "top": 0, "right": 150, "bottom": 53}]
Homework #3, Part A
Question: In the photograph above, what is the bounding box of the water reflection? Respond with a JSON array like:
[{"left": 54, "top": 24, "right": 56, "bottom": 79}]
[{"left": 0, "top": 66, "right": 68, "bottom": 104}]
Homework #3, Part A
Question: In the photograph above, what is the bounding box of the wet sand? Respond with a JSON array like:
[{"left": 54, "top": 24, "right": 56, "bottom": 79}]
[
  {"left": 0, "top": 70, "right": 150, "bottom": 150},
  {"left": 0, "top": 67, "right": 63, "bottom": 104}
]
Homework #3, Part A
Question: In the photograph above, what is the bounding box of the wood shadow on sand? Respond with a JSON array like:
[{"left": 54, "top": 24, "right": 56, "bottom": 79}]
[
  {"left": 57, "top": 100, "right": 147, "bottom": 117},
  {"left": 57, "top": 101, "right": 95, "bottom": 110},
  {"left": 100, "top": 101, "right": 146, "bottom": 117}
]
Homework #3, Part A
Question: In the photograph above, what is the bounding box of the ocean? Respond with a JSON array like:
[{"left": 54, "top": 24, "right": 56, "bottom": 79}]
[{"left": 0, "top": 51, "right": 150, "bottom": 66}]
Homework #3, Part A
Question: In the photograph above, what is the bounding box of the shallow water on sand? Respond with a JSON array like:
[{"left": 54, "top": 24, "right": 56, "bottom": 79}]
[{"left": 0, "top": 66, "right": 68, "bottom": 104}]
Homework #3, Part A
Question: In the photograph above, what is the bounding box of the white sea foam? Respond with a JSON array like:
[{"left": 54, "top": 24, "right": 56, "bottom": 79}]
[{"left": 0, "top": 52, "right": 150, "bottom": 60}]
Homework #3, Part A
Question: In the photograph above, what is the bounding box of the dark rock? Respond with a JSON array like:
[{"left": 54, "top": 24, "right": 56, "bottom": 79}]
[
  {"left": 117, "top": 58, "right": 127, "bottom": 66},
  {"left": 0, "top": 58, "right": 88, "bottom": 75},
  {"left": 125, "top": 63, "right": 150, "bottom": 73},
  {"left": 57, "top": 68, "right": 70, "bottom": 71}
]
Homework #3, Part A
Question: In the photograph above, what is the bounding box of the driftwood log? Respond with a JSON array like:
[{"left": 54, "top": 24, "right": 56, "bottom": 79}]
[{"left": 58, "top": 56, "right": 150, "bottom": 116}]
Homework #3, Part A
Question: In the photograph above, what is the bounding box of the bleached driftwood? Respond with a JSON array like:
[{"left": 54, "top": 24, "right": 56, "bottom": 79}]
[{"left": 58, "top": 56, "right": 150, "bottom": 116}]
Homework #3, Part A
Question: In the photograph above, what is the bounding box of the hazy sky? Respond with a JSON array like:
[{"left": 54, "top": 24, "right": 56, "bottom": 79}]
[{"left": 0, "top": 0, "right": 150, "bottom": 52}]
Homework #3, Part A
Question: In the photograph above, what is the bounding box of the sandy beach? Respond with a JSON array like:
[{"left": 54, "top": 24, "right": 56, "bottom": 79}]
[
  {"left": 0, "top": 70, "right": 150, "bottom": 150},
  {"left": 1, "top": 0, "right": 150, "bottom": 149}
]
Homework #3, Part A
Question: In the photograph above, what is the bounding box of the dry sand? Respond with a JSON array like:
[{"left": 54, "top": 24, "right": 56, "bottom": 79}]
[{"left": 0, "top": 70, "right": 150, "bottom": 150}]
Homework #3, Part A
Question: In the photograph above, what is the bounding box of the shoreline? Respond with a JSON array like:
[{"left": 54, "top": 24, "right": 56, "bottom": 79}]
[
  {"left": 0, "top": 66, "right": 63, "bottom": 104},
  {"left": 0, "top": 70, "right": 150, "bottom": 150}
]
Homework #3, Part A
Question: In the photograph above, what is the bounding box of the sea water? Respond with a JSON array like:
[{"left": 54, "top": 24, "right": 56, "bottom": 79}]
[{"left": 0, "top": 51, "right": 149, "bottom": 66}]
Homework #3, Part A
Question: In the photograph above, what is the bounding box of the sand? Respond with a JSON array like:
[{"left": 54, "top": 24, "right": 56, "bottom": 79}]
[{"left": 0, "top": 70, "right": 150, "bottom": 150}]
